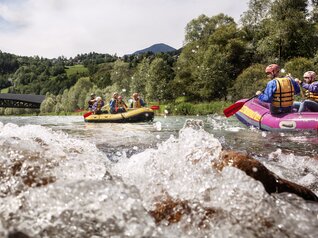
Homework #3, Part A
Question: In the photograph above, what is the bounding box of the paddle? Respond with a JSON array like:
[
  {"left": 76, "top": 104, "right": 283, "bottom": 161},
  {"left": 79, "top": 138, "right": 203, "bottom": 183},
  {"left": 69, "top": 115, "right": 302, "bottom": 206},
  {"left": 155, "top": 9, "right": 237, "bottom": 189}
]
[
  {"left": 223, "top": 95, "right": 258, "bottom": 118},
  {"left": 150, "top": 105, "right": 160, "bottom": 110},
  {"left": 298, "top": 81, "right": 305, "bottom": 99},
  {"left": 83, "top": 111, "right": 93, "bottom": 118}
]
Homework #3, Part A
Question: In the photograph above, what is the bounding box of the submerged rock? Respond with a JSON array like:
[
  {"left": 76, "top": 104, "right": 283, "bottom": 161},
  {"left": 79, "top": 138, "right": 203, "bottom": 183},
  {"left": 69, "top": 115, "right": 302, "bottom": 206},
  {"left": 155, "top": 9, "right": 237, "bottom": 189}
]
[
  {"left": 149, "top": 195, "right": 228, "bottom": 229},
  {"left": 214, "top": 150, "right": 318, "bottom": 202},
  {"left": 8, "top": 231, "right": 30, "bottom": 238},
  {"left": 149, "top": 196, "right": 191, "bottom": 224},
  {"left": 149, "top": 150, "right": 318, "bottom": 229}
]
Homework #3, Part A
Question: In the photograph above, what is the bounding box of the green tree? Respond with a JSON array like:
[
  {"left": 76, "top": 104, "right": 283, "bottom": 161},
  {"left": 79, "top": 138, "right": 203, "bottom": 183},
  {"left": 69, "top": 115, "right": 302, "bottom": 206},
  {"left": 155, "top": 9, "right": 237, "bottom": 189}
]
[
  {"left": 130, "top": 58, "right": 150, "bottom": 96},
  {"left": 241, "top": 0, "right": 271, "bottom": 27},
  {"left": 194, "top": 46, "right": 231, "bottom": 100},
  {"left": 40, "top": 93, "right": 56, "bottom": 113},
  {"left": 0, "top": 51, "right": 19, "bottom": 74},
  {"left": 229, "top": 64, "right": 267, "bottom": 101},
  {"left": 110, "top": 60, "right": 133, "bottom": 97},
  {"left": 185, "top": 14, "right": 234, "bottom": 43},
  {"left": 284, "top": 57, "right": 315, "bottom": 79},
  {"left": 146, "top": 58, "right": 173, "bottom": 101},
  {"left": 65, "top": 77, "right": 93, "bottom": 111},
  {"left": 173, "top": 41, "right": 201, "bottom": 100},
  {"left": 240, "top": 0, "right": 272, "bottom": 62},
  {"left": 257, "top": 0, "right": 317, "bottom": 63},
  {"left": 310, "top": 0, "right": 318, "bottom": 22},
  {"left": 176, "top": 14, "right": 248, "bottom": 100},
  {"left": 91, "top": 63, "right": 113, "bottom": 89}
]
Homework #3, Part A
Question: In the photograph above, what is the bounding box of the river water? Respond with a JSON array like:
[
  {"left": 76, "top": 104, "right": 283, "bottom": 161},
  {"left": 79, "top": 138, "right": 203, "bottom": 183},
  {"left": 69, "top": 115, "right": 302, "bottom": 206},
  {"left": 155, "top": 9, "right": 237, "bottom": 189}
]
[{"left": 0, "top": 114, "right": 317, "bottom": 237}]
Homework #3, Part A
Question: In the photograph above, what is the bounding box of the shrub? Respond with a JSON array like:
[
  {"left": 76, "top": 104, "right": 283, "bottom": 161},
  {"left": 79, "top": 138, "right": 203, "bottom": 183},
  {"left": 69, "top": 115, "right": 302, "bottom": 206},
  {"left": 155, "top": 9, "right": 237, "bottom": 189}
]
[
  {"left": 175, "top": 102, "right": 194, "bottom": 115},
  {"left": 284, "top": 57, "right": 315, "bottom": 79},
  {"left": 157, "top": 101, "right": 232, "bottom": 115},
  {"left": 175, "top": 96, "right": 188, "bottom": 103},
  {"left": 229, "top": 64, "right": 267, "bottom": 101}
]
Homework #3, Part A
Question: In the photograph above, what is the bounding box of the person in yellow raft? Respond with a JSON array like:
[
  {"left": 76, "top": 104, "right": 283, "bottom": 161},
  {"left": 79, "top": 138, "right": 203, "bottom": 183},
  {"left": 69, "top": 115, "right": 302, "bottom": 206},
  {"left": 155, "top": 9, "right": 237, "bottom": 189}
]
[
  {"left": 130, "top": 93, "right": 146, "bottom": 108},
  {"left": 109, "top": 92, "right": 129, "bottom": 113},
  {"left": 256, "top": 64, "right": 300, "bottom": 114},
  {"left": 87, "top": 93, "right": 96, "bottom": 111},
  {"left": 117, "top": 95, "right": 128, "bottom": 112},
  {"left": 92, "top": 96, "right": 104, "bottom": 114}
]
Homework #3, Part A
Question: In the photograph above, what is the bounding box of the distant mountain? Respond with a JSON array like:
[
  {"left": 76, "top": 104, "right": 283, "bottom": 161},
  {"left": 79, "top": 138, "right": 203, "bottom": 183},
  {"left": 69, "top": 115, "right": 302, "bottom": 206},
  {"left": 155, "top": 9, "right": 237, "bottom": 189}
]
[{"left": 132, "top": 43, "right": 176, "bottom": 55}]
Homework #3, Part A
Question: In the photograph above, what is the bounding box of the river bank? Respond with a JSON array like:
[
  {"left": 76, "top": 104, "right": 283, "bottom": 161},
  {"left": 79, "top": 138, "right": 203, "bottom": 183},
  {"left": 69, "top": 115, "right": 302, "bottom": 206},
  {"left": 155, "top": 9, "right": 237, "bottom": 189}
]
[
  {"left": 152, "top": 101, "right": 232, "bottom": 116},
  {"left": 0, "top": 101, "right": 233, "bottom": 116}
]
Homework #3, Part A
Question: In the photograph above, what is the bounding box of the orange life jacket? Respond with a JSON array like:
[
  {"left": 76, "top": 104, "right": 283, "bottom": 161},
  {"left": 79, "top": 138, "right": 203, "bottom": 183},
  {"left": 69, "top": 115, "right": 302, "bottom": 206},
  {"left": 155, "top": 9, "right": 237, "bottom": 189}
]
[
  {"left": 305, "top": 89, "right": 318, "bottom": 102},
  {"left": 96, "top": 101, "right": 103, "bottom": 110},
  {"left": 272, "top": 77, "right": 294, "bottom": 108},
  {"left": 132, "top": 99, "right": 141, "bottom": 108}
]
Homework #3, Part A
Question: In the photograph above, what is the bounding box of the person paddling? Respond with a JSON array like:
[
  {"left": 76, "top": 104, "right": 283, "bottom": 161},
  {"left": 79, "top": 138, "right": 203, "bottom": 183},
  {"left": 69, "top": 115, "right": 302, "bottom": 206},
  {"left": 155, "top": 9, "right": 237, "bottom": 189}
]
[
  {"left": 109, "top": 92, "right": 119, "bottom": 114},
  {"left": 92, "top": 96, "right": 104, "bottom": 114},
  {"left": 295, "top": 71, "right": 318, "bottom": 112},
  {"left": 130, "top": 93, "right": 146, "bottom": 108},
  {"left": 117, "top": 95, "right": 128, "bottom": 112},
  {"left": 88, "top": 93, "right": 96, "bottom": 111},
  {"left": 256, "top": 64, "right": 300, "bottom": 114}
]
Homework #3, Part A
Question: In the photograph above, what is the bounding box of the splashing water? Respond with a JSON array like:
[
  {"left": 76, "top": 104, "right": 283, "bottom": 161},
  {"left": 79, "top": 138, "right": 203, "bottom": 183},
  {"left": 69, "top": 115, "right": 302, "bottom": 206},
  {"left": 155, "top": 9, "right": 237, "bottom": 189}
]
[{"left": 0, "top": 116, "right": 317, "bottom": 237}]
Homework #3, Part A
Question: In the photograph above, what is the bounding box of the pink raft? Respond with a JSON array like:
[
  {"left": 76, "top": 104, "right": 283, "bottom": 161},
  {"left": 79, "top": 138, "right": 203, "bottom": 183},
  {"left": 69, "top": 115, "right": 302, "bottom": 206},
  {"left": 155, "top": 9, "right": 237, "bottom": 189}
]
[{"left": 235, "top": 98, "right": 318, "bottom": 131}]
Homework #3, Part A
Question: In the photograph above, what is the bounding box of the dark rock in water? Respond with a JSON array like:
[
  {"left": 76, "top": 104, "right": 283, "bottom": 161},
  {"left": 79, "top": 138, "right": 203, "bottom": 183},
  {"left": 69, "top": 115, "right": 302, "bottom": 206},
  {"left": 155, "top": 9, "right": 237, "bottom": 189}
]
[
  {"left": 8, "top": 231, "right": 30, "bottom": 238},
  {"left": 149, "top": 196, "right": 191, "bottom": 224},
  {"left": 149, "top": 195, "right": 225, "bottom": 228},
  {"left": 149, "top": 150, "right": 318, "bottom": 228},
  {"left": 21, "top": 165, "right": 56, "bottom": 187},
  {"left": 214, "top": 151, "right": 318, "bottom": 202},
  {"left": 0, "top": 158, "right": 56, "bottom": 197}
]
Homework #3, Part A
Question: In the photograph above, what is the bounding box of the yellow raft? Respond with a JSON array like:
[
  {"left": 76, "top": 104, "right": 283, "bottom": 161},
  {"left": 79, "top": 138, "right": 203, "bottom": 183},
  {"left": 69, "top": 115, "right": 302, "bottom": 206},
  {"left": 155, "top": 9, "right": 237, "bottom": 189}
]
[{"left": 84, "top": 107, "right": 154, "bottom": 123}]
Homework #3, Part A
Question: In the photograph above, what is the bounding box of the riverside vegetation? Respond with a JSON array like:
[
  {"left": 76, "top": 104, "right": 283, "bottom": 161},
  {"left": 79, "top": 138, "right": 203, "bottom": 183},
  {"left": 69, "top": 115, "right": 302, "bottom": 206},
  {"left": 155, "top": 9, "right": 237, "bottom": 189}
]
[{"left": 1, "top": 0, "right": 318, "bottom": 116}]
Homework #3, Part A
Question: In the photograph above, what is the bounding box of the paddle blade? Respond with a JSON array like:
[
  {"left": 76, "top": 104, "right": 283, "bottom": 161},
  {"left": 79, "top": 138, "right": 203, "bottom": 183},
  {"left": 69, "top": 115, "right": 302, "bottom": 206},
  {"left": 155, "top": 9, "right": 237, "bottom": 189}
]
[
  {"left": 150, "top": 105, "right": 160, "bottom": 110},
  {"left": 83, "top": 111, "right": 93, "bottom": 118},
  {"left": 223, "top": 101, "right": 245, "bottom": 117}
]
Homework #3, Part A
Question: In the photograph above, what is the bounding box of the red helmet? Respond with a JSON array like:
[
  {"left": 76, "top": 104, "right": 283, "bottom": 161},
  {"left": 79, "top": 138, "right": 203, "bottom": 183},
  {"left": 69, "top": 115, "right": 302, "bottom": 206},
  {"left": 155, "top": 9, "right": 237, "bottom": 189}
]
[
  {"left": 265, "top": 64, "right": 280, "bottom": 76},
  {"left": 303, "top": 71, "right": 316, "bottom": 82}
]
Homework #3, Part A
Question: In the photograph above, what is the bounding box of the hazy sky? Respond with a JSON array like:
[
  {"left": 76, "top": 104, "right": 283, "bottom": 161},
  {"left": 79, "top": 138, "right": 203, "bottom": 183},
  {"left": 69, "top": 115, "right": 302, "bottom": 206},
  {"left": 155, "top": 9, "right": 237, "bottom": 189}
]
[{"left": 0, "top": 0, "right": 249, "bottom": 58}]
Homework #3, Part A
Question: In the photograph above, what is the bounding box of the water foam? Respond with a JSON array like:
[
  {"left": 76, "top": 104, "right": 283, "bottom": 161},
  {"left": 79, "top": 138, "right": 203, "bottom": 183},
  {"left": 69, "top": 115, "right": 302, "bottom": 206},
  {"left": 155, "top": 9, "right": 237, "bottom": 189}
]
[
  {"left": 0, "top": 123, "right": 107, "bottom": 197},
  {"left": 111, "top": 119, "right": 318, "bottom": 237},
  {"left": 1, "top": 119, "right": 318, "bottom": 237}
]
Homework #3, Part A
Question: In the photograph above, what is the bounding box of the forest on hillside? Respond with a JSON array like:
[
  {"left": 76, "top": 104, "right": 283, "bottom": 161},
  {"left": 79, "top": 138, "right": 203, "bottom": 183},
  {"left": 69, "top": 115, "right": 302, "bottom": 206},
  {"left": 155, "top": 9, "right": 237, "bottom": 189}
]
[{"left": 1, "top": 0, "right": 318, "bottom": 115}]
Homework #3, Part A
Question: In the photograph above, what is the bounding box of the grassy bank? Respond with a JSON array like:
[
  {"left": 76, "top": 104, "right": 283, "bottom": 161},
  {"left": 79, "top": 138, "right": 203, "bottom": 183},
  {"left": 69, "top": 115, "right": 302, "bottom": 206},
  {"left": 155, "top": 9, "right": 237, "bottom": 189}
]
[
  {"left": 65, "top": 65, "right": 89, "bottom": 77},
  {"left": 0, "top": 87, "right": 9, "bottom": 93},
  {"left": 150, "top": 101, "right": 232, "bottom": 116}
]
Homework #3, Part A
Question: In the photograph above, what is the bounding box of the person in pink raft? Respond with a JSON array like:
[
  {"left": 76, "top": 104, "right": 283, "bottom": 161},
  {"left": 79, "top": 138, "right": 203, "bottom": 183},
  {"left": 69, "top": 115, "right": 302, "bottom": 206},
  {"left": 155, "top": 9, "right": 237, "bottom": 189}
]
[
  {"left": 295, "top": 71, "right": 318, "bottom": 112},
  {"left": 256, "top": 64, "right": 300, "bottom": 114}
]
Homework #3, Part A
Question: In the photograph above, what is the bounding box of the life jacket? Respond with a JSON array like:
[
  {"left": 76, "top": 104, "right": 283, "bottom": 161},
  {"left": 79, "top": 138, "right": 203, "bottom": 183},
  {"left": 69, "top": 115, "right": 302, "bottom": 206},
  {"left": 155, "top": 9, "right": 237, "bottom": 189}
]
[
  {"left": 109, "top": 99, "right": 118, "bottom": 108},
  {"left": 109, "top": 99, "right": 119, "bottom": 113},
  {"left": 96, "top": 101, "right": 103, "bottom": 110},
  {"left": 132, "top": 99, "right": 141, "bottom": 108},
  {"left": 117, "top": 101, "right": 127, "bottom": 108},
  {"left": 304, "top": 82, "right": 318, "bottom": 102},
  {"left": 88, "top": 99, "right": 95, "bottom": 109},
  {"left": 272, "top": 77, "right": 294, "bottom": 108}
]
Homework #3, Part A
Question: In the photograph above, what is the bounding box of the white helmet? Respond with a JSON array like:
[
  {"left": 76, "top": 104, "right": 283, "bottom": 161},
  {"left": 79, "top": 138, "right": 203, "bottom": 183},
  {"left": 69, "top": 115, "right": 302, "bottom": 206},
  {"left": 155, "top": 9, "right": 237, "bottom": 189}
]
[{"left": 303, "top": 71, "right": 316, "bottom": 82}]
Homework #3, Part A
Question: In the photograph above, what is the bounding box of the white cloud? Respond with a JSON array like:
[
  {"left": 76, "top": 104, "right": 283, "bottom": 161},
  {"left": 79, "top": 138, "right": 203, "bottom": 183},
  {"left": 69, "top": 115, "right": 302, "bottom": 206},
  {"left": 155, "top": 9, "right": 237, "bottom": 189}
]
[{"left": 0, "top": 0, "right": 248, "bottom": 58}]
